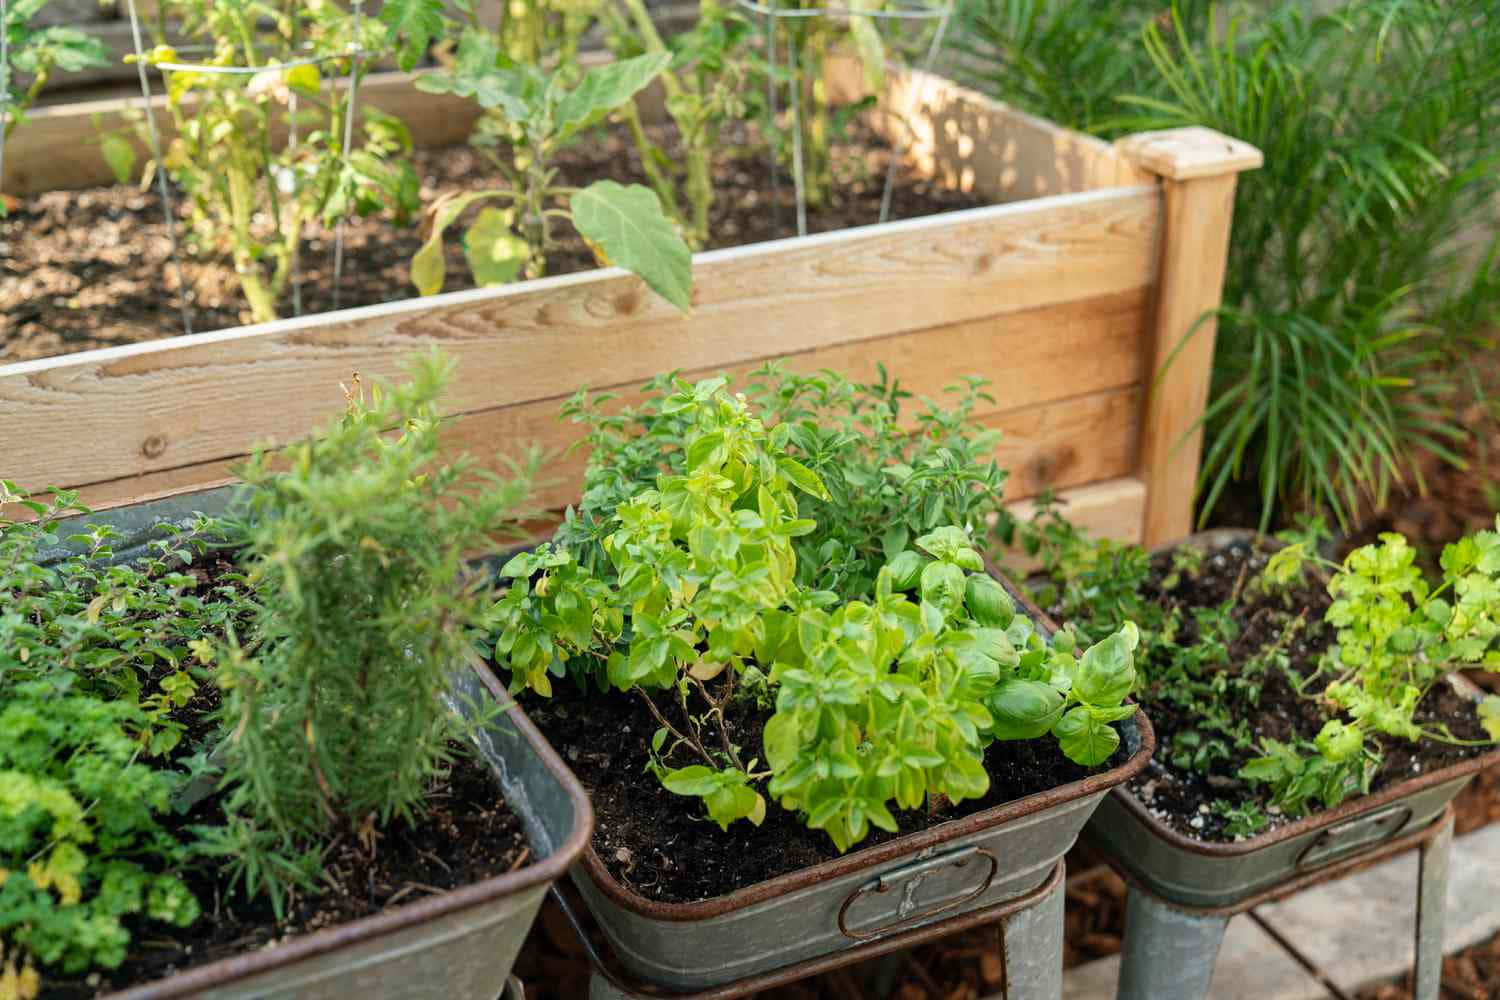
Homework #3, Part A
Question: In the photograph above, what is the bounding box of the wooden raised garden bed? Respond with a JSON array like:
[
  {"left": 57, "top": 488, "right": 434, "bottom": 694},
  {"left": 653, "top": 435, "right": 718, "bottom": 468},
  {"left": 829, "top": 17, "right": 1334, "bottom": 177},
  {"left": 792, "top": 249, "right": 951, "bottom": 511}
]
[{"left": 0, "top": 61, "right": 1261, "bottom": 549}]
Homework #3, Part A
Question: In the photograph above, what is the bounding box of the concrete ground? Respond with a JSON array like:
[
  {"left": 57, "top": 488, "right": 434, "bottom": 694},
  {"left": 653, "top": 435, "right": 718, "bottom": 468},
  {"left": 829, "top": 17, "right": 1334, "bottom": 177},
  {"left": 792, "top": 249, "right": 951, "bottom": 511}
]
[{"left": 1052, "top": 823, "right": 1500, "bottom": 1000}]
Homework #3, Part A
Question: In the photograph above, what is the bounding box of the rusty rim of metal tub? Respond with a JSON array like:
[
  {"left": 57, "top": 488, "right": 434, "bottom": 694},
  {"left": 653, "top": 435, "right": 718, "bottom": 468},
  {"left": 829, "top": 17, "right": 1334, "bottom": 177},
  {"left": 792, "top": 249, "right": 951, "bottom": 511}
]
[
  {"left": 577, "top": 565, "right": 1157, "bottom": 922},
  {"left": 107, "top": 661, "right": 594, "bottom": 1000},
  {"left": 1103, "top": 529, "right": 1500, "bottom": 860},
  {"left": 555, "top": 860, "right": 1066, "bottom": 1000}
]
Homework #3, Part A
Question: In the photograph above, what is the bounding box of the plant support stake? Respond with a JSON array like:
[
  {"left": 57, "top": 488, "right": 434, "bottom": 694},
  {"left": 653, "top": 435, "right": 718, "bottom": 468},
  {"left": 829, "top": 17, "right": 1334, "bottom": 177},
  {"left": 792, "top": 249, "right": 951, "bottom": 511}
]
[
  {"left": 125, "top": 0, "right": 194, "bottom": 335},
  {"left": 735, "top": 0, "right": 955, "bottom": 235}
]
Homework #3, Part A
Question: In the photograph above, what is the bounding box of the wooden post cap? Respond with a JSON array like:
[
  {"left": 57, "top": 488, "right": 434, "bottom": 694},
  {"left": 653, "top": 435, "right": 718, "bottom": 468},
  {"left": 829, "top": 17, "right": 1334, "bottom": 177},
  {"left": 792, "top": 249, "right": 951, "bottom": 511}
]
[{"left": 1115, "top": 127, "right": 1264, "bottom": 181}]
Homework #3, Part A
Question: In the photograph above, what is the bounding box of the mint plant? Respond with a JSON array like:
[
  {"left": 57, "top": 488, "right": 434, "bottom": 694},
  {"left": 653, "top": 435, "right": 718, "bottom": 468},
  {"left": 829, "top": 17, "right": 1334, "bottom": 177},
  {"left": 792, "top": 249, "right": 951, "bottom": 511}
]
[
  {"left": 200, "top": 353, "right": 536, "bottom": 914},
  {"left": 1263, "top": 527, "right": 1500, "bottom": 771},
  {"left": 415, "top": 44, "right": 692, "bottom": 310},
  {"left": 127, "top": 0, "right": 427, "bottom": 322},
  {"left": 1027, "top": 507, "right": 1500, "bottom": 827},
  {"left": 494, "top": 376, "right": 1137, "bottom": 851}
]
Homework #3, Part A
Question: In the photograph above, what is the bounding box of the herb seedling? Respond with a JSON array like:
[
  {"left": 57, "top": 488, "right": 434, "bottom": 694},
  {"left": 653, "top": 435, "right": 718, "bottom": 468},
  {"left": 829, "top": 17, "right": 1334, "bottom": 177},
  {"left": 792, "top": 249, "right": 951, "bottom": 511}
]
[{"left": 415, "top": 44, "right": 692, "bottom": 310}]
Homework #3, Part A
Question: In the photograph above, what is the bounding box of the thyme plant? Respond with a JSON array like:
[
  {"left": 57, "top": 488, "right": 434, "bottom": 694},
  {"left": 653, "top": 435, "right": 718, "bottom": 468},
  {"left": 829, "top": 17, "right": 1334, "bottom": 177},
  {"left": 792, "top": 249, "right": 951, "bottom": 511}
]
[
  {"left": 494, "top": 376, "right": 1137, "bottom": 850},
  {"left": 200, "top": 353, "right": 536, "bottom": 913}
]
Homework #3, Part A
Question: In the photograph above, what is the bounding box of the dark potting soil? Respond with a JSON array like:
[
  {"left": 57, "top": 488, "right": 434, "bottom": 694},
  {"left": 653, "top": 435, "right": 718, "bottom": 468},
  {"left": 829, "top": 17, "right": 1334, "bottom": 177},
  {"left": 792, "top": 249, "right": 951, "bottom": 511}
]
[
  {"left": 0, "top": 119, "right": 986, "bottom": 362},
  {"left": 1120, "top": 536, "right": 1490, "bottom": 843},
  {"left": 42, "top": 750, "right": 528, "bottom": 999},
  {"left": 523, "top": 683, "right": 1128, "bottom": 905}
]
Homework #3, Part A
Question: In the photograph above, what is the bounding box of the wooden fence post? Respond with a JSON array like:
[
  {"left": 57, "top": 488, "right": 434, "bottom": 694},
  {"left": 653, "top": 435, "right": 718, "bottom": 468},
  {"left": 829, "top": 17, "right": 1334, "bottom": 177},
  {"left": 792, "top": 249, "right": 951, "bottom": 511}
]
[{"left": 1116, "top": 127, "right": 1262, "bottom": 546}]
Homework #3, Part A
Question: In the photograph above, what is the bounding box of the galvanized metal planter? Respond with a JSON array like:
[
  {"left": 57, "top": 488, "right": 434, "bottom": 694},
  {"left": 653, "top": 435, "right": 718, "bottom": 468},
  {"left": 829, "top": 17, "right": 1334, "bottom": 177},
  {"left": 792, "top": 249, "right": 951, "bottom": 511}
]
[
  {"left": 1084, "top": 529, "right": 1500, "bottom": 909},
  {"left": 570, "top": 573, "right": 1156, "bottom": 991},
  {"left": 38, "top": 489, "right": 593, "bottom": 1000}
]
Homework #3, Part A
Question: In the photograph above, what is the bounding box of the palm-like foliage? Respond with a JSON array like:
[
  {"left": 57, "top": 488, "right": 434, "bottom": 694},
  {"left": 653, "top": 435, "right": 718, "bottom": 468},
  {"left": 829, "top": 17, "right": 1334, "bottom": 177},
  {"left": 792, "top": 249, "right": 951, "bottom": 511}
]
[{"left": 957, "top": 0, "right": 1500, "bottom": 528}]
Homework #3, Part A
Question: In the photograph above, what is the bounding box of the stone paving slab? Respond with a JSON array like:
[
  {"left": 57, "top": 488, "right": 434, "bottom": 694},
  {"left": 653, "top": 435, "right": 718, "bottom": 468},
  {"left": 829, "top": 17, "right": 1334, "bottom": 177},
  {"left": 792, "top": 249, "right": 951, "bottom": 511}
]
[{"left": 1049, "top": 822, "right": 1500, "bottom": 1000}]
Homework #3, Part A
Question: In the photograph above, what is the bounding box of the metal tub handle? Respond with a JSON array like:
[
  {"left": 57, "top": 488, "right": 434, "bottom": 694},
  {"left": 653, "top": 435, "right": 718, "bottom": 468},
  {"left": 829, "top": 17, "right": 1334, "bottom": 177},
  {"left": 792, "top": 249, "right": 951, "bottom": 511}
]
[
  {"left": 1296, "top": 803, "right": 1414, "bottom": 871},
  {"left": 837, "top": 846, "right": 999, "bottom": 940}
]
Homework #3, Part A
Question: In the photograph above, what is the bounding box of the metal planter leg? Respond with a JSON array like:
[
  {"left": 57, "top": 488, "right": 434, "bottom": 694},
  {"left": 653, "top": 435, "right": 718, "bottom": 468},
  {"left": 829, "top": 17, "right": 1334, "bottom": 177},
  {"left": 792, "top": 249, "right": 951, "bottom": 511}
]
[
  {"left": 1413, "top": 811, "right": 1453, "bottom": 1000},
  {"left": 1116, "top": 890, "right": 1230, "bottom": 1000},
  {"left": 993, "top": 865, "right": 1066, "bottom": 999}
]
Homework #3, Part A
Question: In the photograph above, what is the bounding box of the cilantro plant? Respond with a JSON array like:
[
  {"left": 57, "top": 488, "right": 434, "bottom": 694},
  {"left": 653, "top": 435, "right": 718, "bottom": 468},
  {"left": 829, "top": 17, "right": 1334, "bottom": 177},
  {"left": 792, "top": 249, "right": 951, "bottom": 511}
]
[
  {"left": 128, "top": 0, "right": 429, "bottom": 323},
  {"left": 493, "top": 376, "right": 1138, "bottom": 851},
  {"left": 415, "top": 44, "right": 692, "bottom": 310},
  {"left": 0, "top": 483, "right": 254, "bottom": 995},
  {"left": 199, "top": 353, "right": 536, "bottom": 915}
]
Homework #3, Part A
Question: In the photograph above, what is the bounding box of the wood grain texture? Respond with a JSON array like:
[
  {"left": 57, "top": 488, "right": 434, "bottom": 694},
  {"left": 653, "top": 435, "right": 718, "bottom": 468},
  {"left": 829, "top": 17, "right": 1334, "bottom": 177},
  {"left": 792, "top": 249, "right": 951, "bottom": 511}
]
[
  {"left": 1115, "top": 127, "right": 1264, "bottom": 182},
  {"left": 1001, "top": 476, "right": 1147, "bottom": 571},
  {"left": 828, "top": 59, "right": 1153, "bottom": 204},
  {"left": 4, "top": 286, "right": 1149, "bottom": 512},
  {"left": 0, "top": 187, "right": 1160, "bottom": 496},
  {"left": 1126, "top": 169, "right": 1244, "bottom": 545}
]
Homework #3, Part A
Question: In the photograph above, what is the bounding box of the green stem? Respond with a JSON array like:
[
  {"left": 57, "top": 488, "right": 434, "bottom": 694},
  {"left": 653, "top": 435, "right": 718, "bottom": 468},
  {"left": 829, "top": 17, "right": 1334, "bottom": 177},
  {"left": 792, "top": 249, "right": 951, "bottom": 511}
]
[{"left": 226, "top": 160, "right": 279, "bottom": 323}]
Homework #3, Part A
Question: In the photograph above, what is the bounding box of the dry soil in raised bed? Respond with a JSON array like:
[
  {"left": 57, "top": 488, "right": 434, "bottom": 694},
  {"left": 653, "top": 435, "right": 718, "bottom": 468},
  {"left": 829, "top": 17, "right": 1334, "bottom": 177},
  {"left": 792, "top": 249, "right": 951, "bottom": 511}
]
[{"left": 1, "top": 120, "right": 985, "bottom": 362}]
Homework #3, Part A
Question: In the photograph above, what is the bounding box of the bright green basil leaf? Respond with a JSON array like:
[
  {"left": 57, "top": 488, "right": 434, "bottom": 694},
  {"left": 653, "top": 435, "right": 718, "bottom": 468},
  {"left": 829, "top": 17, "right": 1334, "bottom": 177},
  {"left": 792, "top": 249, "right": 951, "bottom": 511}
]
[
  {"left": 1074, "top": 630, "right": 1136, "bottom": 706},
  {"left": 986, "top": 679, "right": 1065, "bottom": 740},
  {"left": 1053, "top": 706, "right": 1120, "bottom": 766}
]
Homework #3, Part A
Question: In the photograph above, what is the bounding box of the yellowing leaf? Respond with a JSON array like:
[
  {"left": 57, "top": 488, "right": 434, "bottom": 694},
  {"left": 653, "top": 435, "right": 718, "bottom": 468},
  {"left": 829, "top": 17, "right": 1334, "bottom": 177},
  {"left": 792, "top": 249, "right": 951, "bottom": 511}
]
[
  {"left": 99, "top": 134, "right": 137, "bottom": 185},
  {"left": 463, "top": 207, "right": 529, "bottom": 286},
  {"left": 688, "top": 660, "right": 727, "bottom": 681},
  {"left": 570, "top": 181, "right": 692, "bottom": 312}
]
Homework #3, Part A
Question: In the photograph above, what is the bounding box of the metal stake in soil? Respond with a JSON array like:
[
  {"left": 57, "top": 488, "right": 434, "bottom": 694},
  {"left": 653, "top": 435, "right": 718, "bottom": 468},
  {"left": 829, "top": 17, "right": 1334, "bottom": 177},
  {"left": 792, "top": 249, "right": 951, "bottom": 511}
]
[
  {"left": 332, "top": 0, "right": 366, "bottom": 313},
  {"left": 735, "top": 1, "right": 954, "bottom": 237},
  {"left": 125, "top": 0, "right": 194, "bottom": 336}
]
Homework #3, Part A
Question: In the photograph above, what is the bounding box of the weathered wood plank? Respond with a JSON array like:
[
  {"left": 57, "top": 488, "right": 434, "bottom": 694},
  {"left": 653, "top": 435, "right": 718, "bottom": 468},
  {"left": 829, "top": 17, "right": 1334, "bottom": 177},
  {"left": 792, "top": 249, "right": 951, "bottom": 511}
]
[
  {"left": 0, "top": 187, "right": 1159, "bottom": 495},
  {"left": 1, "top": 284, "right": 1147, "bottom": 511}
]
